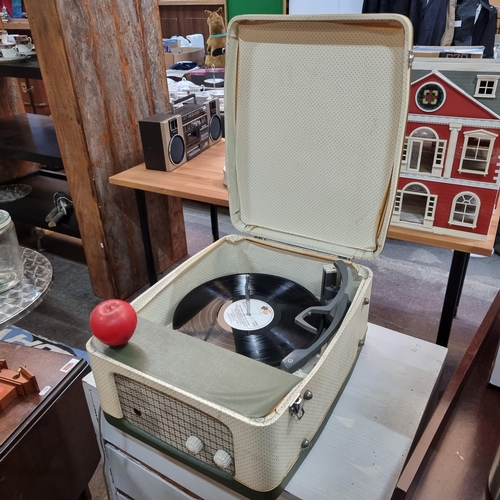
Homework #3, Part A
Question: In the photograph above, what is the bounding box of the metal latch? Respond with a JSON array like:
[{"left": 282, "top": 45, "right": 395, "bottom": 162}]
[
  {"left": 289, "top": 395, "right": 305, "bottom": 420},
  {"left": 409, "top": 49, "right": 414, "bottom": 68}
]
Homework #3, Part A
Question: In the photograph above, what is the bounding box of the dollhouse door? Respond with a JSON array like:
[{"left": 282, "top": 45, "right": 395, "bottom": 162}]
[{"left": 399, "top": 183, "right": 431, "bottom": 225}]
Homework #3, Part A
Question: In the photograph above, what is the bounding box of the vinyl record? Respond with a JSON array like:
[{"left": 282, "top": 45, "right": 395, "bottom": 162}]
[{"left": 172, "top": 274, "right": 321, "bottom": 367}]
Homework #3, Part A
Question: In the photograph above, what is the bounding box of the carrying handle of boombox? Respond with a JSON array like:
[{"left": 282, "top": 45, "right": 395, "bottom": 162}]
[{"left": 173, "top": 94, "right": 198, "bottom": 106}]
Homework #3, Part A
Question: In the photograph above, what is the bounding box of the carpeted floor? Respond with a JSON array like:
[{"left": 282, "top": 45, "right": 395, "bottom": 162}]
[{"left": 10, "top": 200, "right": 500, "bottom": 500}]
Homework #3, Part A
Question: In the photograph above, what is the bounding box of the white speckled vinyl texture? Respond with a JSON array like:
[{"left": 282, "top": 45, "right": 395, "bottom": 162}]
[
  {"left": 87, "top": 236, "right": 372, "bottom": 492},
  {"left": 225, "top": 15, "right": 412, "bottom": 260},
  {"left": 87, "top": 15, "right": 412, "bottom": 492}
]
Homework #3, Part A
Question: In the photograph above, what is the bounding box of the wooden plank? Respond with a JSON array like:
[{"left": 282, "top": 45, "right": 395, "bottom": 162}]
[
  {"left": 0, "top": 18, "right": 30, "bottom": 31},
  {"left": 392, "top": 290, "right": 500, "bottom": 500},
  {"left": 24, "top": 0, "right": 186, "bottom": 299}
]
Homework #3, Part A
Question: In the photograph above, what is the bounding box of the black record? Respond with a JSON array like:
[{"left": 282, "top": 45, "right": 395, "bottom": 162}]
[{"left": 172, "top": 274, "right": 321, "bottom": 367}]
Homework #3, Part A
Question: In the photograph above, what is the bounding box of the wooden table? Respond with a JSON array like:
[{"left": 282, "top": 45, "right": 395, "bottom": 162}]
[{"left": 109, "top": 139, "right": 500, "bottom": 347}]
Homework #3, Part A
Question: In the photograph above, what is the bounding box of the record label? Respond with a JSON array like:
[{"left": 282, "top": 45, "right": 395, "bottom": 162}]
[{"left": 223, "top": 299, "right": 274, "bottom": 331}]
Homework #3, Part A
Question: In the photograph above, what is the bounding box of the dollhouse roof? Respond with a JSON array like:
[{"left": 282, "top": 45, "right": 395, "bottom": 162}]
[{"left": 412, "top": 67, "right": 500, "bottom": 117}]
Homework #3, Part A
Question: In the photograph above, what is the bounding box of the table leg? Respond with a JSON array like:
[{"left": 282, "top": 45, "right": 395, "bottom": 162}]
[
  {"left": 78, "top": 485, "right": 92, "bottom": 500},
  {"left": 454, "top": 252, "right": 470, "bottom": 318},
  {"left": 210, "top": 204, "right": 220, "bottom": 241},
  {"left": 135, "top": 189, "right": 157, "bottom": 286},
  {"left": 436, "top": 251, "right": 470, "bottom": 347}
]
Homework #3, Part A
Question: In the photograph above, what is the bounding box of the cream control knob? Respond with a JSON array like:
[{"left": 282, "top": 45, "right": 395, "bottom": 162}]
[
  {"left": 186, "top": 436, "right": 203, "bottom": 454},
  {"left": 213, "top": 449, "right": 232, "bottom": 469}
]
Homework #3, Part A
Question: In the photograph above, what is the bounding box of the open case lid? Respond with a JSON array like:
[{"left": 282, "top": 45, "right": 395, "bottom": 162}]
[{"left": 225, "top": 15, "right": 413, "bottom": 260}]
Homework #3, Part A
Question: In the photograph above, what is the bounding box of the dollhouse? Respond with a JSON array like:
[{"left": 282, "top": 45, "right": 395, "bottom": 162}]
[{"left": 391, "top": 59, "right": 500, "bottom": 240}]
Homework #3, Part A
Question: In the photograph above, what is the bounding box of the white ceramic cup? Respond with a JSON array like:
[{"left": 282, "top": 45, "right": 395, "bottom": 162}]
[
  {"left": 13, "top": 35, "right": 33, "bottom": 54},
  {"left": 0, "top": 43, "right": 18, "bottom": 59},
  {"left": 16, "top": 41, "right": 34, "bottom": 54}
]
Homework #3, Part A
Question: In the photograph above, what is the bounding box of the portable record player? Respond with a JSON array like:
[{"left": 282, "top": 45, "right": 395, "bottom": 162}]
[{"left": 87, "top": 14, "right": 412, "bottom": 499}]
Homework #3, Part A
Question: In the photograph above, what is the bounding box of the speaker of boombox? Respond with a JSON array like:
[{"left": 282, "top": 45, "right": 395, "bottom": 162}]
[
  {"left": 139, "top": 114, "right": 187, "bottom": 172},
  {"left": 139, "top": 96, "right": 222, "bottom": 172},
  {"left": 206, "top": 97, "right": 222, "bottom": 145}
]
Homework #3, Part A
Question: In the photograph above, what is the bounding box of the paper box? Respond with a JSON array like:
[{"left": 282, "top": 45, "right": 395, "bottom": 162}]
[{"left": 165, "top": 46, "right": 205, "bottom": 68}]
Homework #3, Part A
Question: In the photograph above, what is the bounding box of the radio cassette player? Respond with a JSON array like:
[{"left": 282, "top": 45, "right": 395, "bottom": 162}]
[{"left": 139, "top": 95, "right": 222, "bottom": 172}]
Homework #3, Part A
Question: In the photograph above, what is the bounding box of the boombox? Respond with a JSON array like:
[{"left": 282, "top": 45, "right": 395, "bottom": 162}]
[
  {"left": 139, "top": 96, "right": 222, "bottom": 172},
  {"left": 88, "top": 14, "right": 412, "bottom": 500}
]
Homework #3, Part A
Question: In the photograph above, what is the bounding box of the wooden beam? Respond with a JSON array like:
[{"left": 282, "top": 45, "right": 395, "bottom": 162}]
[{"left": 24, "top": 0, "right": 186, "bottom": 299}]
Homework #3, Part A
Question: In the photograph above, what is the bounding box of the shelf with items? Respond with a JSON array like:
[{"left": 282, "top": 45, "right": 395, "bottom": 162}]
[
  {"left": 0, "top": 112, "right": 62, "bottom": 167},
  {"left": 0, "top": 172, "right": 79, "bottom": 238},
  {"left": 0, "top": 56, "right": 41, "bottom": 80}
]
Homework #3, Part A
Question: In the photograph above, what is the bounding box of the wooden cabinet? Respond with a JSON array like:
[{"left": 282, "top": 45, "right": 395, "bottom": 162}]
[
  {"left": 158, "top": 1, "right": 224, "bottom": 39},
  {"left": 0, "top": 57, "right": 78, "bottom": 238}
]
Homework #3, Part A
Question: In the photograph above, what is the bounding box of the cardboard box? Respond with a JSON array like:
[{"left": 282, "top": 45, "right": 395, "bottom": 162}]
[
  {"left": 413, "top": 45, "right": 484, "bottom": 58},
  {"left": 164, "top": 47, "right": 205, "bottom": 68}
]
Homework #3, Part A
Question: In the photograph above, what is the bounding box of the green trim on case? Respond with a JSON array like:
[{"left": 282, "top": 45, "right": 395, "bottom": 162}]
[{"left": 103, "top": 336, "right": 365, "bottom": 500}]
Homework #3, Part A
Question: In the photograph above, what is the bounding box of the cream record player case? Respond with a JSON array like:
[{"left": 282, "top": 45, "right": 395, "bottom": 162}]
[{"left": 87, "top": 14, "right": 412, "bottom": 499}]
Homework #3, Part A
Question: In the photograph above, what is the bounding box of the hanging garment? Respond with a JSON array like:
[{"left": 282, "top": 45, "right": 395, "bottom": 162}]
[
  {"left": 452, "top": 0, "right": 497, "bottom": 58},
  {"left": 410, "top": 0, "right": 449, "bottom": 45},
  {"left": 441, "top": 0, "right": 458, "bottom": 45},
  {"left": 363, "top": 0, "right": 449, "bottom": 45},
  {"left": 362, "top": 0, "right": 412, "bottom": 15}
]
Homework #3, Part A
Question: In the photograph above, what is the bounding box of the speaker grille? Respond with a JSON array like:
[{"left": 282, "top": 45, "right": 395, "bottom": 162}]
[
  {"left": 114, "top": 374, "right": 235, "bottom": 474},
  {"left": 210, "top": 115, "right": 222, "bottom": 142},
  {"left": 169, "top": 134, "right": 185, "bottom": 165}
]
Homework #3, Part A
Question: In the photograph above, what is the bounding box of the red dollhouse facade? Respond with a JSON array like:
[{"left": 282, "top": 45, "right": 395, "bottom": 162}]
[{"left": 391, "top": 64, "right": 500, "bottom": 240}]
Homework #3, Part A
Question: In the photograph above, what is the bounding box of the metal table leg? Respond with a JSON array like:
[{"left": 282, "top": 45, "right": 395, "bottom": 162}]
[
  {"left": 436, "top": 250, "right": 470, "bottom": 347},
  {"left": 210, "top": 204, "right": 220, "bottom": 241},
  {"left": 135, "top": 189, "right": 157, "bottom": 286},
  {"left": 454, "top": 252, "right": 470, "bottom": 318}
]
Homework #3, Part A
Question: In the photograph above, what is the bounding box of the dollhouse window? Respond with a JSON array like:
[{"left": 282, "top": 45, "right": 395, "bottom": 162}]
[
  {"left": 450, "top": 193, "right": 480, "bottom": 228},
  {"left": 415, "top": 82, "right": 446, "bottom": 112},
  {"left": 405, "top": 127, "right": 446, "bottom": 175},
  {"left": 459, "top": 130, "right": 497, "bottom": 175},
  {"left": 474, "top": 76, "right": 500, "bottom": 98}
]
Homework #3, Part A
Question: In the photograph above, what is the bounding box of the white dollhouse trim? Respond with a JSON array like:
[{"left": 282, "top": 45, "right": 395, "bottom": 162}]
[
  {"left": 411, "top": 70, "right": 500, "bottom": 120},
  {"left": 443, "top": 122, "right": 463, "bottom": 178},
  {"left": 448, "top": 191, "right": 481, "bottom": 228},
  {"left": 458, "top": 129, "right": 498, "bottom": 175},
  {"left": 400, "top": 172, "right": 500, "bottom": 189},
  {"left": 409, "top": 114, "right": 500, "bottom": 129},
  {"left": 474, "top": 75, "right": 500, "bottom": 99}
]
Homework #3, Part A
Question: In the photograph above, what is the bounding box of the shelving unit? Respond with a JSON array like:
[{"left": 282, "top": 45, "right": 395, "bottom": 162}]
[
  {"left": 0, "top": 113, "right": 62, "bottom": 167},
  {"left": 0, "top": 55, "right": 77, "bottom": 236}
]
